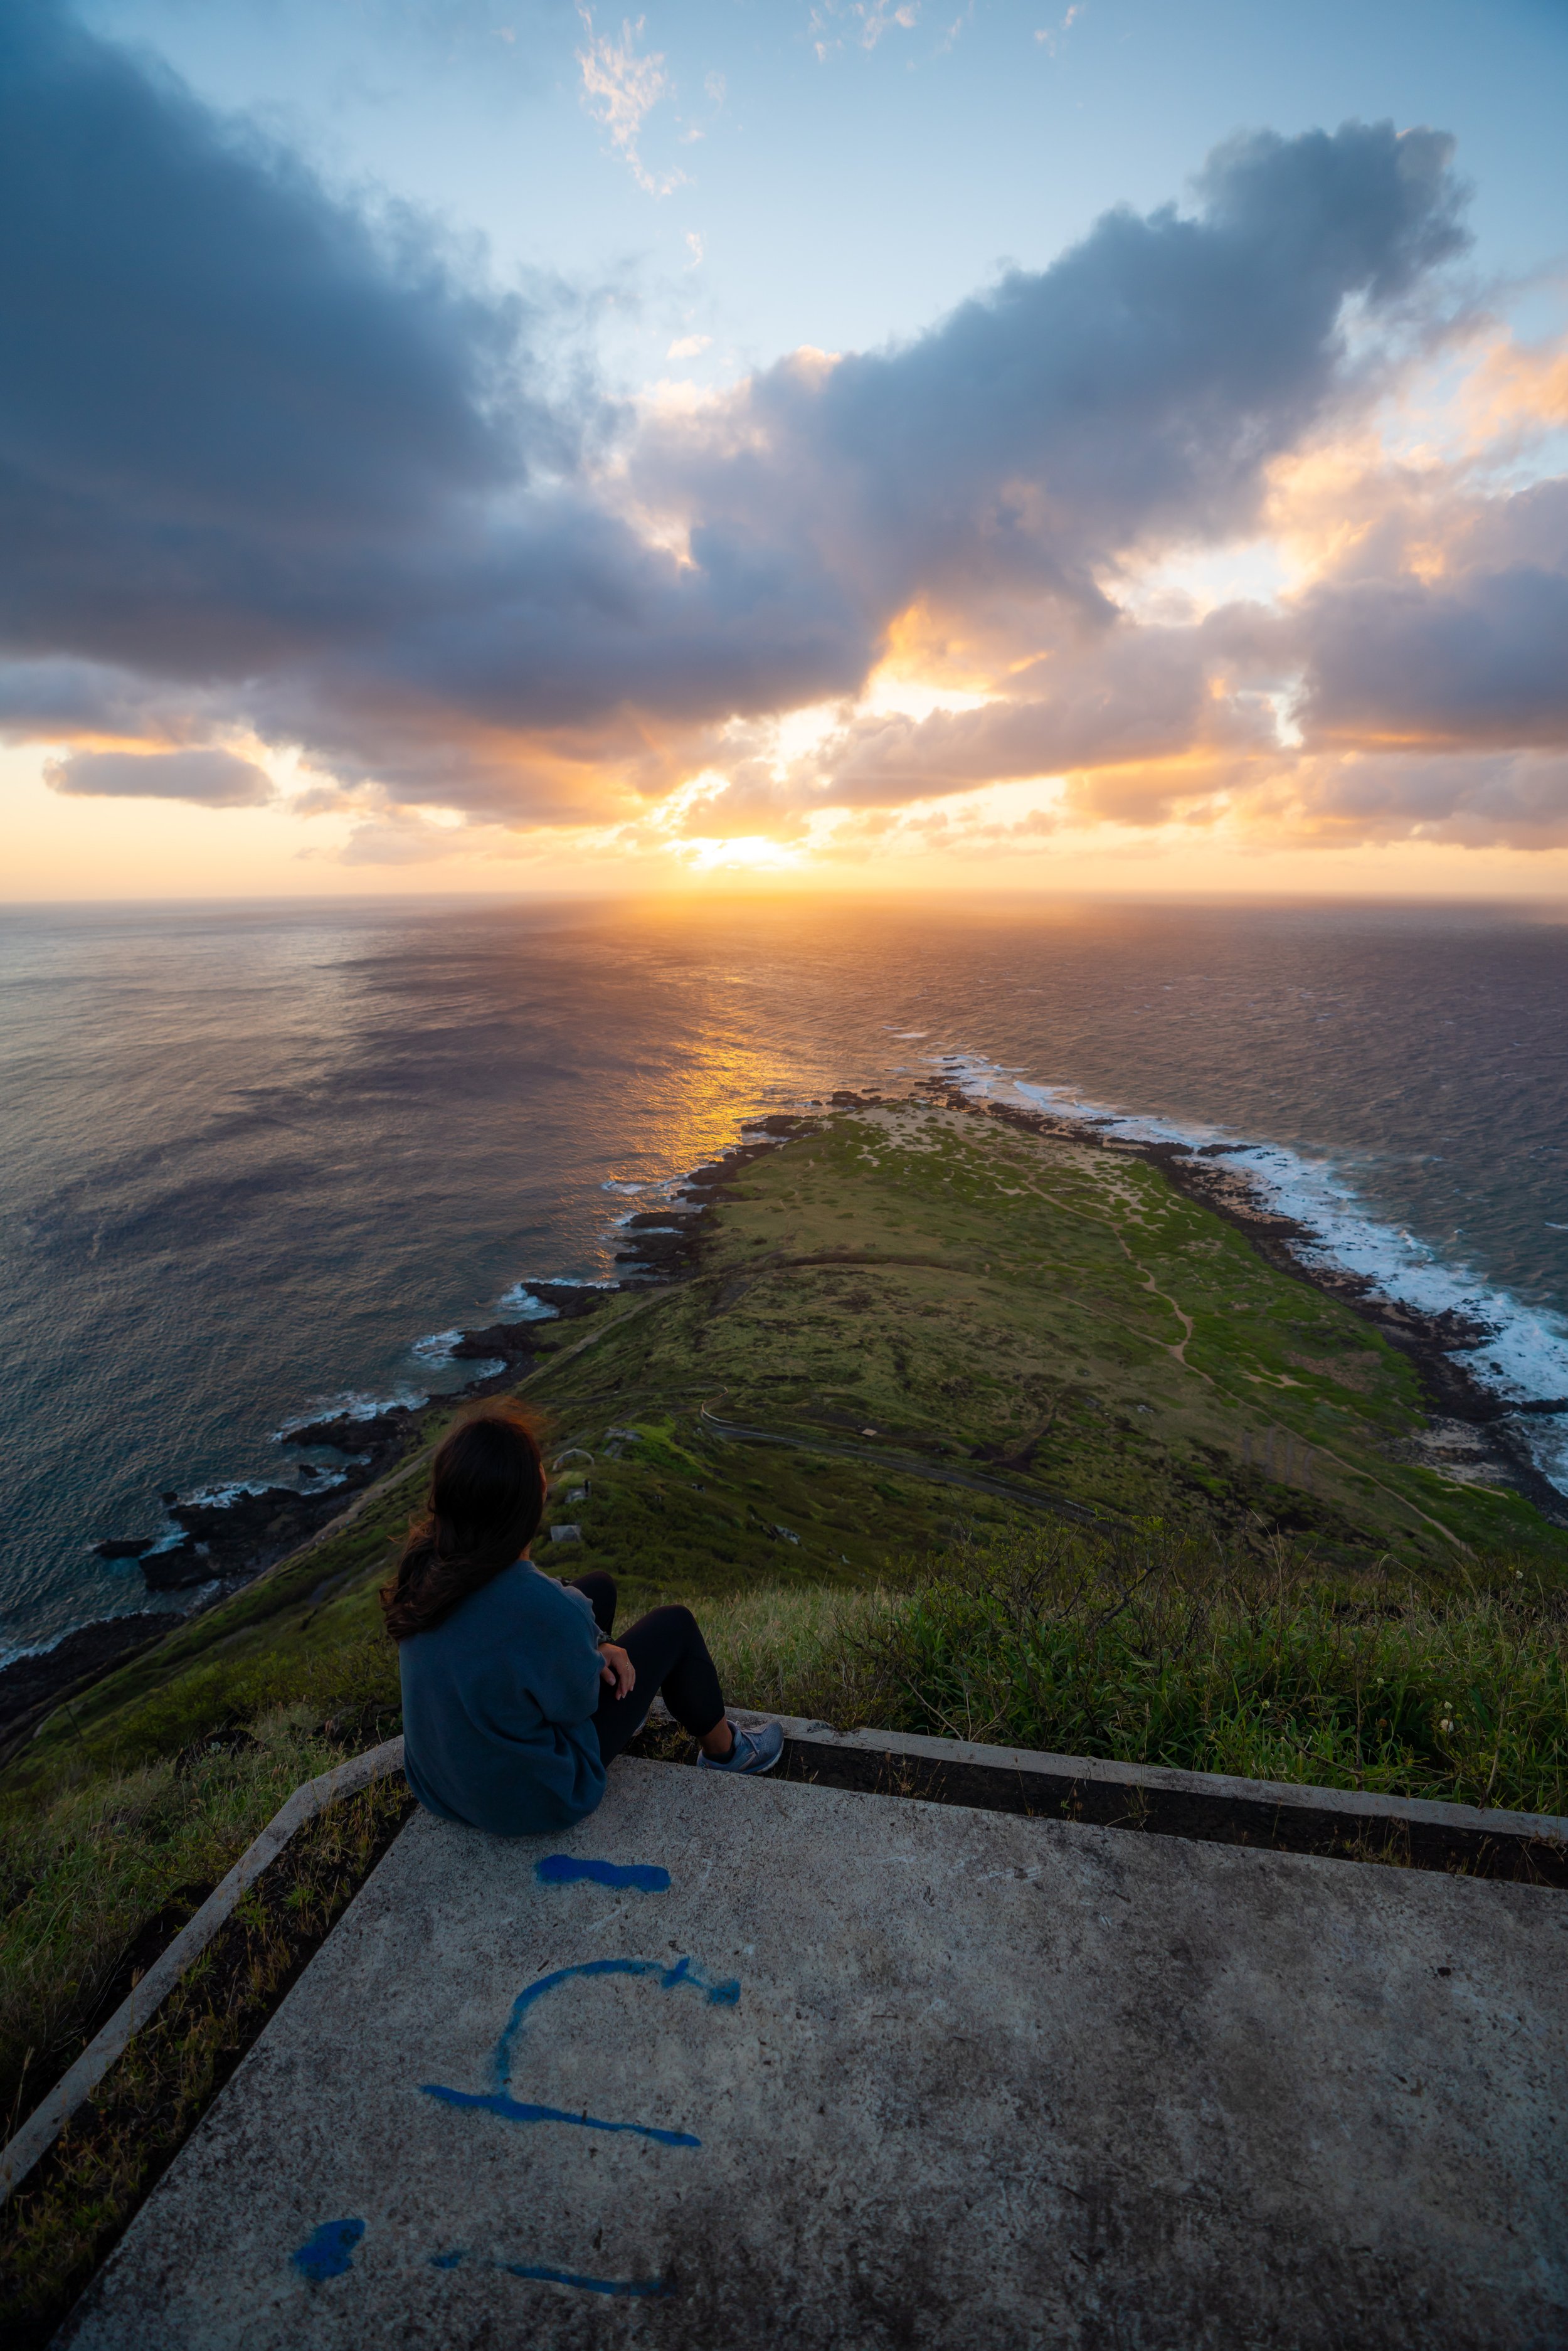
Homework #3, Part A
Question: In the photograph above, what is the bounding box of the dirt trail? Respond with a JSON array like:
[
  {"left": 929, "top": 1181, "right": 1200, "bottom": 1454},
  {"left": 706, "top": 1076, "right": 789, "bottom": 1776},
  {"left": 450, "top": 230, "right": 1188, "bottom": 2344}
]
[{"left": 696, "top": 1403, "right": 1118, "bottom": 1527}]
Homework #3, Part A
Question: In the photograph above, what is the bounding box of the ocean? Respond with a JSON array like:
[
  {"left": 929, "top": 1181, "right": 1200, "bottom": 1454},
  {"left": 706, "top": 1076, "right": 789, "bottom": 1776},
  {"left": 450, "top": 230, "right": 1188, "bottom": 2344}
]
[{"left": 3, "top": 893, "right": 1566, "bottom": 1665}]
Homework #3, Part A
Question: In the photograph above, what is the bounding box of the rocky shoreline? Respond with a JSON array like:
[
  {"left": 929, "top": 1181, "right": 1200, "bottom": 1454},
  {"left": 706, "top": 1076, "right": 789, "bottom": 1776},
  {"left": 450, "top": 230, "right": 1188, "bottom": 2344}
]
[
  {"left": 951, "top": 1081, "right": 1568, "bottom": 1530},
  {"left": 0, "top": 1125, "right": 824, "bottom": 1748}
]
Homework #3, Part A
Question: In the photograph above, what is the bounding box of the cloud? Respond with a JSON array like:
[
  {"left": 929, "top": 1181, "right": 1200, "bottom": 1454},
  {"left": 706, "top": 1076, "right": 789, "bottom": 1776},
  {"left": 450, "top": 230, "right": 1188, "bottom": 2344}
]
[
  {"left": 795, "top": 615, "right": 1278, "bottom": 808},
  {"left": 9, "top": 3, "right": 1565, "bottom": 860},
  {"left": 667, "top": 333, "right": 711, "bottom": 359},
  {"left": 625, "top": 119, "right": 1470, "bottom": 686},
  {"left": 45, "top": 746, "right": 275, "bottom": 805},
  {"left": 1034, "top": 6, "right": 1081, "bottom": 56},
  {"left": 1291, "top": 480, "right": 1568, "bottom": 751},
  {"left": 0, "top": 1, "right": 566, "bottom": 679},
  {"left": 0, "top": 656, "right": 218, "bottom": 741},
  {"left": 1316, "top": 749, "right": 1568, "bottom": 846},
  {"left": 575, "top": 8, "right": 685, "bottom": 196},
  {"left": 810, "top": 0, "right": 921, "bottom": 59}
]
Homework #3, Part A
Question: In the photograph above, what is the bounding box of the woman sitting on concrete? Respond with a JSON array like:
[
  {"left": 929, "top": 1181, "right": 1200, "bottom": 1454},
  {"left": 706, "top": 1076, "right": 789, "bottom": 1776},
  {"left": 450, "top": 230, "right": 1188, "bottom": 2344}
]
[{"left": 383, "top": 1404, "right": 783, "bottom": 1834}]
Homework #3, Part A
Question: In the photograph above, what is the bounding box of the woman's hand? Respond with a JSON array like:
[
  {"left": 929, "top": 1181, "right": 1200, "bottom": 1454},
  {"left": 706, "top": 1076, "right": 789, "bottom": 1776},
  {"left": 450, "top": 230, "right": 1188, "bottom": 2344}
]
[{"left": 597, "top": 1642, "right": 635, "bottom": 1702}]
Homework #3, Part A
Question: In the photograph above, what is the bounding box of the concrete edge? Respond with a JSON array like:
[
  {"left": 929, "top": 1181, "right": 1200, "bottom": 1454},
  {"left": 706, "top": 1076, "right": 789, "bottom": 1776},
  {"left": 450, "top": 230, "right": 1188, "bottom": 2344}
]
[
  {"left": 664, "top": 1703, "right": 1568, "bottom": 1853},
  {"left": 0, "top": 1735, "right": 407, "bottom": 2209},
  {"left": 763, "top": 1718, "right": 1568, "bottom": 1883},
  {"left": 825, "top": 1726, "right": 1568, "bottom": 1843}
]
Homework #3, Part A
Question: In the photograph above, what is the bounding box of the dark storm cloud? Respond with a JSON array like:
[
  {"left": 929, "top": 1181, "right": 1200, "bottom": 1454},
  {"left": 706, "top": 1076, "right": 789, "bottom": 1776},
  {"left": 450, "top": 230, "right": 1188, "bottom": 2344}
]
[
  {"left": 670, "top": 120, "right": 1468, "bottom": 624},
  {"left": 0, "top": 0, "right": 551, "bottom": 671},
  {"left": 45, "top": 746, "right": 275, "bottom": 804},
  {"left": 0, "top": 655, "right": 211, "bottom": 738},
  {"left": 286, "top": 108, "right": 1473, "bottom": 775},
  {"left": 1, "top": 1, "right": 1513, "bottom": 832},
  {"left": 1286, "top": 750, "right": 1568, "bottom": 849},
  {"left": 1293, "top": 480, "right": 1568, "bottom": 752}
]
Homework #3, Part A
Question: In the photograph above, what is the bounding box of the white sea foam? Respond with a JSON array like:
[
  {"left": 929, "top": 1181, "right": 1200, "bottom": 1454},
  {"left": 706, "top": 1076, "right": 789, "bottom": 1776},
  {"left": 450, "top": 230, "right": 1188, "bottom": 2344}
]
[
  {"left": 273, "top": 1384, "right": 428, "bottom": 1437},
  {"left": 936, "top": 1052, "right": 1568, "bottom": 1495},
  {"left": 496, "top": 1285, "right": 561, "bottom": 1318},
  {"left": 178, "top": 1478, "right": 275, "bottom": 1509},
  {"left": 406, "top": 1334, "right": 504, "bottom": 1381},
  {"left": 601, "top": 1178, "right": 648, "bottom": 1195},
  {"left": 411, "top": 1328, "right": 463, "bottom": 1364},
  {"left": 0, "top": 1598, "right": 194, "bottom": 1675}
]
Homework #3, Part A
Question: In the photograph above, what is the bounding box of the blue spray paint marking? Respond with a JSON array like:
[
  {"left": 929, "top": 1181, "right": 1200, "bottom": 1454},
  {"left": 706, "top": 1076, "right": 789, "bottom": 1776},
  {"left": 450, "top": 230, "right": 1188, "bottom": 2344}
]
[
  {"left": 291, "top": 2218, "right": 365, "bottom": 2281},
  {"left": 419, "top": 1956, "right": 739, "bottom": 2148},
  {"left": 421, "top": 2084, "right": 699, "bottom": 2147},
  {"left": 536, "top": 1855, "right": 671, "bottom": 1893},
  {"left": 430, "top": 2247, "right": 675, "bottom": 2300}
]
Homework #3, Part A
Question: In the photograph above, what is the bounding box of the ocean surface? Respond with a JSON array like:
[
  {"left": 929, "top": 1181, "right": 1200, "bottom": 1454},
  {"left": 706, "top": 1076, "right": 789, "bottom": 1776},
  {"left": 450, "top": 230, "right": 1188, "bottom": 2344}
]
[{"left": 3, "top": 894, "right": 1566, "bottom": 1665}]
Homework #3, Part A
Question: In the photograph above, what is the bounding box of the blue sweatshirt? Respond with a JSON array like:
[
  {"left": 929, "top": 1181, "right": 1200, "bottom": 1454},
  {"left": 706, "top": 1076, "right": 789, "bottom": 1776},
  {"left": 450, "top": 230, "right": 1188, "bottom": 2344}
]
[{"left": 399, "top": 1562, "right": 607, "bottom": 1836}]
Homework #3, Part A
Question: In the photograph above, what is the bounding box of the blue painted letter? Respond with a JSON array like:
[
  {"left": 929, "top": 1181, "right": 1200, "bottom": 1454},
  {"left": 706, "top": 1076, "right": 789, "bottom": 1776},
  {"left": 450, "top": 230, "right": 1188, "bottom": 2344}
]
[
  {"left": 420, "top": 1955, "right": 740, "bottom": 2147},
  {"left": 536, "top": 1855, "right": 671, "bottom": 1893},
  {"left": 292, "top": 2217, "right": 365, "bottom": 2281}
]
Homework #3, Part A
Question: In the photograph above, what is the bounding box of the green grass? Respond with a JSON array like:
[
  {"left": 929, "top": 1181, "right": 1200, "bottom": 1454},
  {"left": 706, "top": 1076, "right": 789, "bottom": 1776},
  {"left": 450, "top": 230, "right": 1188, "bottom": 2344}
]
[
  {"left": 803, "top": 1531, "right": 1568, "bottom": 1818},
  {"left": 0, "top": 1687, "right": 400, "bottom": 2149},
  {"left": 526, "top": 1102, "right": 1568, "bottom": 1569},
  {"left": 1, "top": 1773, "right": 413, "bottom": 2351},
  {"left": 682, "top": 1530, "right": 1568, "bottom": 1819}
]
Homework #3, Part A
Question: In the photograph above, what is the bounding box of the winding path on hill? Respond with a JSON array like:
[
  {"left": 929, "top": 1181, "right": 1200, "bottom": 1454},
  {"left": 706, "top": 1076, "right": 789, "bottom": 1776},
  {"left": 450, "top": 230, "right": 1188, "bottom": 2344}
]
[{"left": 695, "top": 1403, "right": 1121, "bottom": 1529}]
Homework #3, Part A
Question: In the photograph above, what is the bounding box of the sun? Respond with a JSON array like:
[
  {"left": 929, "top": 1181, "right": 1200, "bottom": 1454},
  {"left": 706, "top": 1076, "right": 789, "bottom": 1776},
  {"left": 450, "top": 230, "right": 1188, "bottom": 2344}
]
[{"left": 680, "top": 834, "right": 805, "bottom": 873}]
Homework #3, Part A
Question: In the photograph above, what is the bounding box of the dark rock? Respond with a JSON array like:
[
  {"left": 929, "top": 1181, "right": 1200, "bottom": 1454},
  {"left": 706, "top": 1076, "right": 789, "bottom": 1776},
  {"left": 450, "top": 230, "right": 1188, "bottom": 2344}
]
[
  {"left": 172, "top": 1486, "right": 300, "bottom": 1544},
  {"left": 151, "top": 1431, "right": 409, "bottom": 1586},
  {"left": 142, "top": 1542, "right": 211, "bottom": 1591},
  {"left": 283, "top": 1410, "right": 406, "bottom": 1453},
  {"left": 681, "top": 1140, "right": 778, "bottom": 1196},
  {"left": 93, "top": 1536, "right": 156, "bottom": 1561},
  {"left": 614, "top": 1229, "right": 698, "bottom": 1276},
  {"left": 0, "top": 1613, "right": 172, "bottom": 1737},
  {"left": 448, "top": 1322, "right": 540, "bottom": 1365},
  {"left": 524, "top": 1282, "right": 618, "bottom": 1320}
]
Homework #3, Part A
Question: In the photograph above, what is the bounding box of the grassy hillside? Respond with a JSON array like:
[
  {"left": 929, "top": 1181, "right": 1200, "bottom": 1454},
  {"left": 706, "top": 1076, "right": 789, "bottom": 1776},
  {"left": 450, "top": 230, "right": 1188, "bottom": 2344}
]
[
  {"left": 529, "top": 1098, "right": 1559, "bottom": 1573},
  {"left": 4, "top": 1100, "right": 1565, "bottom": 2152}
]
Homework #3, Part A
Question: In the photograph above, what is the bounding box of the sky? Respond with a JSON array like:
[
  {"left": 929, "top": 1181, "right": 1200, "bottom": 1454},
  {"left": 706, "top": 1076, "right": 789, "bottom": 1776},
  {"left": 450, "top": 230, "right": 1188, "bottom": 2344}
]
[{"left": 4, "top": 0, "right": 1568, "bottom": 898}]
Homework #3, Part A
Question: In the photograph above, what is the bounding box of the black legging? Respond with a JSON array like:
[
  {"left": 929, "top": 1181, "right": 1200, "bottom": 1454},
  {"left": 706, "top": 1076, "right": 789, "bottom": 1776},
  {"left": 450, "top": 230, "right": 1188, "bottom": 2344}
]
[{"left": 568, "top": 1573, "right": 726, "bottom": 1765}]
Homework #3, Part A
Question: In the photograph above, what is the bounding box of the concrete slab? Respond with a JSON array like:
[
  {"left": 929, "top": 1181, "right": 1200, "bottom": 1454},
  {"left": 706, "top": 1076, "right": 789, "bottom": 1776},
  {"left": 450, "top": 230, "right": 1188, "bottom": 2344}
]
[{"left": 60, "top": 1762, "right": 1567, "bottom": 2350}]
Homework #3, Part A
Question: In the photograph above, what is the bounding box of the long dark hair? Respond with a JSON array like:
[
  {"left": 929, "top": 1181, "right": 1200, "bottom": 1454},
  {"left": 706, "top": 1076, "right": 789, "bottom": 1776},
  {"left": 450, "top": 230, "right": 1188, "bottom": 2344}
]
[{"left": 381, "top": 1404, "right": 546, "bottom": 1642}]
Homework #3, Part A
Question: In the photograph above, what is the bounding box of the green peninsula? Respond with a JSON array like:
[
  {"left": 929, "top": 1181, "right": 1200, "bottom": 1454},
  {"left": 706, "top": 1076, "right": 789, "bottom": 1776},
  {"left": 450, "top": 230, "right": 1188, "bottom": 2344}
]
[{"left": 522, "top": 1096, "right": 1556, "bottom": 1581}]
